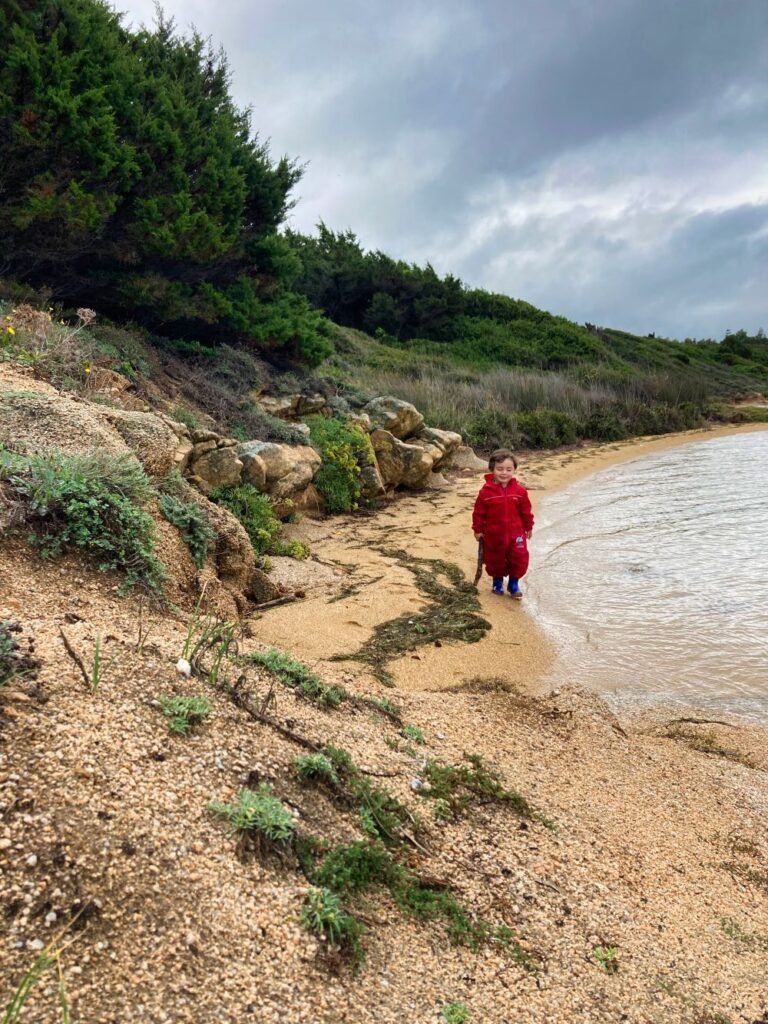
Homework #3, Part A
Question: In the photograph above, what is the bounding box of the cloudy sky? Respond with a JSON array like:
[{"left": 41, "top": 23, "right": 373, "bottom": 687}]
[{"left": 118, "top": 0, "right": 767, "bottom": 340}]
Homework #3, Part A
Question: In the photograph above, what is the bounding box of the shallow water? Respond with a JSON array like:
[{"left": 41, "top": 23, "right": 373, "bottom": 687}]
[{"left": 528, "top": 431, "right": 768, "bottom": 720}]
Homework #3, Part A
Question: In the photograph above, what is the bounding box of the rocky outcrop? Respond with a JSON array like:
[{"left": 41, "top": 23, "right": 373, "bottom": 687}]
[
  {"left": 363, "top": 396, "right": 424, "bottom": 439},
  {"left": 255, "top": 392, "right": 327, "bottom": 420},
  {"left": 236, "top": 441, "right": 321, "bottom": 499},
  {"left": 94, "top": 407, "right": 180, "bottom": 476},
  {"left": 414, "top": 426, "right": 463, "bottom": 461},
  {"left": 370, "top": 429, "right": 440, "bottom": 490}
]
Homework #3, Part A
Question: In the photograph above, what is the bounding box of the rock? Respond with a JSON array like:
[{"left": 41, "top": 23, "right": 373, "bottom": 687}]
[
  {"left": 89, "top": 368, "right": 145, "bottom": 411},
  {"left": 296, "top": 394, "right": 326, "bottom": 416},
  {"left": 92, "top": 407, "right": 180, "bottom": 476},
  {"left": 236, "top": 441, "right": 321, "bottom": 499},
  {"left": 199, "top": 498, "right": 257, "bottom": 608},
  {"left": 348, "top": 412, "right": 372, "bottom": 432},
  {"left": 415, "top": 426, "right": 463, "bottom": 461},
  {"left": 190, "top": 447, "right": 243, "bottom": 493},
  {"left": 172, "top": 436, "right": 194, "bottom": 474},
  {"left": 238, "top": 443, "right": 268, "bottom": 491},
  {"left": 191, "top": 429, "right": 219, "bottom": 444},
  {"left": 370, "top": 429, "right": 438, "bottom": 490},
  {"left": 359, "top": 463, "right": 386, "bottom": 500},
  {"left": 363, "top": 397, "right": 424, "bottom": 439},
  {"left": 191, "top": 440, "right": 217, "bottom": 457},
  {"left": 257, "top": 395, "right": 300, "bottom": 419},
  {"left": 443, "top": 445, "right": 488, "bottom": 472},
  {"left": 0, "top": 385, "right": 134, "bottom": 460},
  {"left": 248, "top": 567, "right": 281, "bottom": 604},
  {"left": 291, "top": 483, "right": 324, "bottom": 515},
  {"left": 176, "top": 659, "right": 192, "bottom": 678}
]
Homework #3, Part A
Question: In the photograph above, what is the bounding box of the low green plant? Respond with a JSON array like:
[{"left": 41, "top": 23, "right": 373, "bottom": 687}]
[
  {"left": 400, "top": 724, "right": 425, "bottom": 745},
  {"left": 210, "top": 483, "right": 308, "bottom": 558},
  {"left": 9, "top": 451, "right": 165, "bottom": 592},
  {"left": 89, "top": 633, "right": 118, "bottom": 691},
  {"left": 361, "top": 695, "right": 401, "bottom": 721},
  {"left": 300, "top": 887, "right": 365, "bottom": 966},
  {"left": 418, "top": 754, "right": 546, "bottom": 824},
  {"left": 171, "top": 405, "right": 199, "bottom": 429},
  {"left": 208, "top": 784, "right": 296, "bottom": 848},
  {"left": 242, "top": 649, "right": 348, "bottom": 709},
  {"left": 293, "top": 753, "right": 339, "bottom": 786},
  {"left": 158, "top": 694, "right": 212, "bottom": 735},
  {"left": 158, "top": 493, "right": 216, "bottom": 568},
  {"left": 592, "top": 945, "right": 619, "bottom": 973},
  {"left": 308, "top": 839, "right": 532, "bottom": 963},
  {"left": 308, "top": 416, "right": 375, "bottom": 513},
  {"left": 441, "top": 1003, "right": 471, "bottom": 1024}
]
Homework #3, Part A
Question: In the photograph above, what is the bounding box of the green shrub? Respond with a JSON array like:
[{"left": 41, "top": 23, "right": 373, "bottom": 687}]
[
  {"left": 9, "top": 452, "right": 165, "bottom": 591},
  {"left": 308, "top": 417, "right": 375, "bottom": 514},
  {"left": 158, "top": 694, "right": 212, "bottom": 735},
  {"left": 313, "top": 841, "right": 400, "bottom": 895},
  {"left": 441, "top": 1003, "right": 471, "bottom": 1024},
  {"left": 208, "top": 784, "right": 296, "bottom": 843},
  {"left": 400, "top": 724, "right": 425, "bottom": 745},
  {"left": 516, "top": 408, "right": 578, "bottom": 448},
  {"left": 293, "top": 753, "right": 339, "bottom": 786},
  {"left": 158, "top": 493, "right": 216, "bottom": 568},
  {"left": 300, "top": 887, "right": 365, "bottom": 965},
  {"left": 210, "top": 484, "right": 281, "bottom": 555},
  {"left": 583, "top": 407, "right": 629, "bottom": 441}
]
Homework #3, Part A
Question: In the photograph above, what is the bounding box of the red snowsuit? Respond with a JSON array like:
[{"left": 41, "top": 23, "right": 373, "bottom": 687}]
[{"left": 472, "top": 474, "right": 534, "bottom": 579}]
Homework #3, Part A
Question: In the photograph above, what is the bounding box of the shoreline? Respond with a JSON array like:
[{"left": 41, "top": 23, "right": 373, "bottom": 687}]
[{"left": 380, "top": 420, "right": 768, "bottom": 694}]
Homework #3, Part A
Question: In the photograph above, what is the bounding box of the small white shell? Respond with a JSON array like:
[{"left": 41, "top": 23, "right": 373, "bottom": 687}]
[{"left": 176, "top": 658, "right": 192, "bottom": 678}]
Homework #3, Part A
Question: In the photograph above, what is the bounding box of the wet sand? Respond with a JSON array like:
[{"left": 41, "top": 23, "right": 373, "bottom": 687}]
[{"left": 257, "top": 422, "right": 768, "bottom": 694}]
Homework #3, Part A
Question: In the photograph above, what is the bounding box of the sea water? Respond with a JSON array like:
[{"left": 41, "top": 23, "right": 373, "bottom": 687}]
[{"left": 528, "top": 431, "right": 768, "bottom": 720}]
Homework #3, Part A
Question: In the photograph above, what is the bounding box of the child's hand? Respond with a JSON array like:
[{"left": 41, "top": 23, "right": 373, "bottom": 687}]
[
  {"left": 525, "top": 530, "right": 532, "bottom": 539},
  {"left": 474, "top": 532, "right": 483, "bottom": 540}
]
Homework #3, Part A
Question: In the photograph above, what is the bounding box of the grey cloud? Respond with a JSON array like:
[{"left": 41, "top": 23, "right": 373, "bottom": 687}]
[{"left": 117, "top": 0, "right": 768, "bottom": 338}]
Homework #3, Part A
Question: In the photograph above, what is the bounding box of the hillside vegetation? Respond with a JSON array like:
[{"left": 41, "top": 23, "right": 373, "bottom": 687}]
[{"left": 2, "top": 0, "right": 767, "bottom": 457}]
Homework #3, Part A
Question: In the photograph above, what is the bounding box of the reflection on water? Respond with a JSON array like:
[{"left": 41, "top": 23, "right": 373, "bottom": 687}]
[{"left": 528, "top": 432, "right": 768, "bottom": 720}]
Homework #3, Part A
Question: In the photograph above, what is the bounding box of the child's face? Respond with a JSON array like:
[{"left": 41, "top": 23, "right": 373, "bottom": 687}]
[{"left": 492, "top": 457, "right": 517, "bottom": 485}]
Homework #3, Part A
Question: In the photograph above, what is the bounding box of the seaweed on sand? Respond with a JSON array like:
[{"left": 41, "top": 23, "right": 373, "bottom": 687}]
[{"left": 331, "top": 549, "right": 491, "bottom": 685}]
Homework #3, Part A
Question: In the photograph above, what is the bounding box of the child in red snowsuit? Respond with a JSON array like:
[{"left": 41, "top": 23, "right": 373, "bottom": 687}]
[{"left": 472, "top": 448, "right": 534, "bottom": 599}]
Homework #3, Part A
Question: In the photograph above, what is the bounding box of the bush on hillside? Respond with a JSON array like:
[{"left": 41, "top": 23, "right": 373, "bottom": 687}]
[
  {"left": 8, "top": 451, "right": 165, "bottom": 591},
  {"left": 308, "top": 417, "right": 375, "bottom": 513},
  {"left": 211, "top": 484, "right": 309, "bottom": 559}
]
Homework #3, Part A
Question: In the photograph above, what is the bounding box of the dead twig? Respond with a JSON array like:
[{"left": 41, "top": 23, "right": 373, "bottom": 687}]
[
  {"left": 252, "top": 594, "right": 299, "bottom": 611},
  {"left": 58, "top": 627, "right": 89, "bottom": 688}
]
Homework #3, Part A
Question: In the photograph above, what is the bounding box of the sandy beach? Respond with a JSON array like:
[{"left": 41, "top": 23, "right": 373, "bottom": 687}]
[{"left": 261, "top": 421, "right": 768, "bottom": 697}]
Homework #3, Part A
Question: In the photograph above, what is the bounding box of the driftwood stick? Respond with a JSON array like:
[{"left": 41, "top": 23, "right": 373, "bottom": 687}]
[
  {"left": 252, "top": 594, "right": 299, "bottom": 611},
  {"left": 59, "top": 627, "right": 90, "bottom": 688}
]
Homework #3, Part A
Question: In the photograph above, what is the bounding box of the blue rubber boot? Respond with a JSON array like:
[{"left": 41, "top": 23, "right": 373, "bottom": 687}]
[
  {"left": 492, "top": 577, "right": 504, "bottom": 595},
  {"left": 508, "top": 577, "right": 522, "bottom": 599}
]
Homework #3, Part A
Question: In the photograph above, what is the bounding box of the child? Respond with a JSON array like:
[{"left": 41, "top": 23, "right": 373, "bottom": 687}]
[{"left": 472, "top": 448, "right": 534, "bottom": 599}]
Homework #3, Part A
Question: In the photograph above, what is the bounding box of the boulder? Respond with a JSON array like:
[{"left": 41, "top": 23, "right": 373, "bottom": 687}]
[
  {"left": 89, "top": 368, "right": 146, "bottom": 411},
  {"left": 363, "top": 396, "right": 424, "bottom": 439},
  {"left": 291, "top": 483, "right": 324, "bottom": 515},
  {"left": 257, "top": 394, "right": 299, "bottom": 419},
  {"left": 359, "top": 462, "right": 386, "bottom": 500},
  {"left": 370, "top": 429, "right": 439, "bottom": 490},
  {"left": 296, "top": 393, "right": 326, "bottom": 416},
  {"left": 238, "top": 443, "right": 268, "bottom": 491},
  {"left": 443, "top": 445, "right": 488, "bottom": 472},
  {"left": 235, "top": 441, "right": 321, "bottom": 499},
  {"left": 190, "top": 447, "right": 243, "bottom": 493},
  {"left": 415, "top": 426, "right": 463, "bottom": 461}
]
